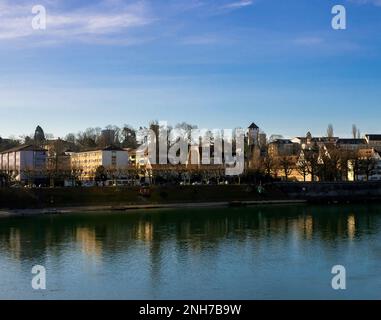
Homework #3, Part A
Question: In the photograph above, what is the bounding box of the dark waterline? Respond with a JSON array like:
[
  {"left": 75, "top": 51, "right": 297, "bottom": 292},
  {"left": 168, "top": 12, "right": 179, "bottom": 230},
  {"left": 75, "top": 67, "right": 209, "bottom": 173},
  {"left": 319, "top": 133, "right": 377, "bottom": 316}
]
[{"left": 1, "top": 204, "right": 381, "bottom": 300}]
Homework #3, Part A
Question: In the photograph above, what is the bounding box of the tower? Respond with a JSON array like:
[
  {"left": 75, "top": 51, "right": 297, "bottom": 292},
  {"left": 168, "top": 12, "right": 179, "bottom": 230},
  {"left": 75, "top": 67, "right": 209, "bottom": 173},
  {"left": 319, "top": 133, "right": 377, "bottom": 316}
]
[{"left": 248, "top": 122, "right": 259, "bottom": 146}]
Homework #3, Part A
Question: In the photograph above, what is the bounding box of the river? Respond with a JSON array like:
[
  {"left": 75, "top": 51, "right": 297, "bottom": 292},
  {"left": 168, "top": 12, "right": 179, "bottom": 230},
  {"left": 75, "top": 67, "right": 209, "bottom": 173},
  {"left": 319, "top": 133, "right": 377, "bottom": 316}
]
[{"left": 0, "top": 204, "right": 381, "bottom": 299}]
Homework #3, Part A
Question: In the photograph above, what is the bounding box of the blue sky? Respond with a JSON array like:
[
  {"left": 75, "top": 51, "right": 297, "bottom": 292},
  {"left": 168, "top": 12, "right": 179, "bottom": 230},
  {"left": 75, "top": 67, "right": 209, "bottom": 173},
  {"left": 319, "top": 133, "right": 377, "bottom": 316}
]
[{"left": 0, "top": 0, "right": 381, "bottom": 139}]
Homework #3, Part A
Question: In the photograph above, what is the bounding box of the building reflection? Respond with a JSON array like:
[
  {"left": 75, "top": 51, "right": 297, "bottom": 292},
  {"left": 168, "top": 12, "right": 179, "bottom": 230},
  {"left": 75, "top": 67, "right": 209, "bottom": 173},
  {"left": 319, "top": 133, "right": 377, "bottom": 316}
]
[
  {"left": 8, "top": 228, "right": 21, "bottom": 261},
  {"left": 297, "top": 214, "right": 313, "bottom": 240},
  {"left": 76, "top": 227, "right": 102, "bottom": 258},
  {"left": 136, "top": 221, "right": 154, "bottom": 242},
  {"left": 347, "top": 214, "right": 356, "bottom": 240},
  {"left": 0, "top": 205, "right": 378, "bottom": 270}
]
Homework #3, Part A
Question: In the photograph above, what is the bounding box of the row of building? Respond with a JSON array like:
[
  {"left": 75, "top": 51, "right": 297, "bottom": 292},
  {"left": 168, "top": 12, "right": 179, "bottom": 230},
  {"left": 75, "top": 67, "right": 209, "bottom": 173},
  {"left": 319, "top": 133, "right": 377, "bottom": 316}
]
[
  {"left": 264, "top": 132, "right": 381, "bottom": 181},
  {"left": 0, "top": 141, "right": 223, "bottom": 186},
  {"left": 1, "top": 123, "right": 381, "bottom": 185},
  {"left": 0, "top": 144, "right": 131, "bottom": 186}
]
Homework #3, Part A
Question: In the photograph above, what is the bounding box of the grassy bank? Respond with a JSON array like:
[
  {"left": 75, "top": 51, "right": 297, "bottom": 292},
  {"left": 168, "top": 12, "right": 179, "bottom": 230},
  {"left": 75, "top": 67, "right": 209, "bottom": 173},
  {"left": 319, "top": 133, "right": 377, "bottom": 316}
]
[{"left": 0, "top": 185, "right": 288, "bottom": 209}]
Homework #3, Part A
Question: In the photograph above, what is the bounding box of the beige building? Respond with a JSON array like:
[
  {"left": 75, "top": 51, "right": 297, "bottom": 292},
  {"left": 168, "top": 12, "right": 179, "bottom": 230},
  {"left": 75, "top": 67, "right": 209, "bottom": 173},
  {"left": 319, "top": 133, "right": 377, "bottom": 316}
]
[
  {"left": 268, "top": 139, "right": 300, "bottom": 157},
  {"left": 336, "top": 138, "right": 368, "bottom": 151},
  {"left": 71, "top": 146, "right": 129, "bottom": 181}
]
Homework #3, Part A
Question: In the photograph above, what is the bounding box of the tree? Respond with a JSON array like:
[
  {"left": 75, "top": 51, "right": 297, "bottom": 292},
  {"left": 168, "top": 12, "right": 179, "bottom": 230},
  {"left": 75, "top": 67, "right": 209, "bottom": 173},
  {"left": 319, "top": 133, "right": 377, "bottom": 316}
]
[
  {"left": 304, "top": 145, "right": 320, "bottom": 182},
  {"left": 296, "top": 154, "right": 309, "bottom": 182},
  {"left": 34, "top": 125, "right": 46, "bottom": 147},
  {"left": 318, "top": 146, "right": 342, "bottom": 181},
  {"left": 121, "top": 125, "right": 138, "bottom": 148},
  {"left": 327, "top": 124, "right": 334, "bottom": 138},
  {"left": 175, "top": 122, "right": 198, "bottom": 143},
  {"left": 65, "top": 133, "right": 76, "bottom": 144},
  {"left": 352, "top": 124, "right": 357, "bottom": 139},
  {"left": 0, "top": 136, "right": 19, "bottom": 152},
  {"left": 76, "top": 127, "right": 100, "bottom": 150},
  {"left": 338, "top": 150, "right": 352, "bottom": 181},
  {"left": 360, "top": 156, "right": 377, "bottom": 181},
  {"left": 95, "top": 166, "right": 108, "bottom": 186},
  {"left": 71, "top": 165, "right": 83, "bottom": 186},
  {"left": 0, "top": 170, "right": 11, "bottom": 187},
  {"left": 262, "top": 154, "right": 276, "bottom": 177},
  {"left": 278, "top": 156, "right": 294, "bottom": 181}
]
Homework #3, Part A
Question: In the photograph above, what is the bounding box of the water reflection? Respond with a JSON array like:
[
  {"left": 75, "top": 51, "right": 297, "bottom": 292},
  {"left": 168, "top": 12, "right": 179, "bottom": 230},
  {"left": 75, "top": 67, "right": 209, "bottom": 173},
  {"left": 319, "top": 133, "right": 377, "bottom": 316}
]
[
  {"left": 8, "top": 228, "right": 21, "bottom": 261},
  {"left": 0, "top": 206, "right": 378, "bottom": 261},
  {"left": 0, "top": 204, "right": 380, "bottom": 299},
  {"left": 76, "top": 227, "right": 102, "bottom": 258},
  {"left": 347, "top": 214, "right": 356, "bottom": 240}
]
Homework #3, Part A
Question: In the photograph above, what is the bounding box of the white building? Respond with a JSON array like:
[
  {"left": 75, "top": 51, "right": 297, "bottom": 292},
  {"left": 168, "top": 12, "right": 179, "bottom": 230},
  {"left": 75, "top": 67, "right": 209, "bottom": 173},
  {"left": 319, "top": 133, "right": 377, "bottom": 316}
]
[
  {"left": 0, "top": 145, "right": 47, "bottom": 183},
  {"left": 71, "top": 146, "right": 129, "bottom": 181}
]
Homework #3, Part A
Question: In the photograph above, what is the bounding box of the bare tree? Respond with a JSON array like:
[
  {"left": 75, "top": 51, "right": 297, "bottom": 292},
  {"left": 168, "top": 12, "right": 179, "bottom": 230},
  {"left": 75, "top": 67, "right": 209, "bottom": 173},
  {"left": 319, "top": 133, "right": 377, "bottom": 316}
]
[
  {"left": 327, "top": 124, "right": 334, "bottom": 138},
  {"left": 338, "top": 150, "right": 352, "bottom": 181},
  {"left": 262, "top": 154, "right": 276, "bottom": 177},
  {"left": 352, "top": 124, "right": 357, "bottom": 139},
  {"left": 360, "top": 156, "right": 377, "bottom": 181},
  {"left": 304, "top": 147, "right": 319, "bottom": 182},
  {"left": 319, "top": 146, "right": 341, "bottom": 181},
  {"left": 296, "top": 156, "right": 309, "bottom": 182},
  {"left": 278, "top": 156, "right": 294, "bottom": 181},
  {"left": 121, "top": 125, "right": 138, "bottom": 149},
  {"left": 349, "top": 151, "right": 361, "bottom": 181}
]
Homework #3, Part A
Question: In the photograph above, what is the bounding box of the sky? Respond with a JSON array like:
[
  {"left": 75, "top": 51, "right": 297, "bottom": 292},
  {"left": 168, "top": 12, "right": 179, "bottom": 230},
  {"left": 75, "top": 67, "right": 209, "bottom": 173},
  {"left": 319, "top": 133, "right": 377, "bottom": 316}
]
[{"left": 0, "top": 0, "right": 381, "bottom": 139}]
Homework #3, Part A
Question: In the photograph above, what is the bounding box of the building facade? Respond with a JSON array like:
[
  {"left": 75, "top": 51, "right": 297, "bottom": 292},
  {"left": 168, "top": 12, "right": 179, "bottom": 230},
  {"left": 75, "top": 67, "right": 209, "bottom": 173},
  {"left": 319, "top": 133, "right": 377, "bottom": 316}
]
[
  {"left": 71, "top": 146, "right": 129, "bottom": 181},
  {"left": 0, "top": 145, "right": 47, "bottom": 184},
  {"left": 365, "top": 134, "right": 381, "bottom": 149},
  {"left": 348, "top": 148, "right": 381, "bottom": 181},
  {"left": 336, "top": 138, "right": 368, "bottom": 151}
]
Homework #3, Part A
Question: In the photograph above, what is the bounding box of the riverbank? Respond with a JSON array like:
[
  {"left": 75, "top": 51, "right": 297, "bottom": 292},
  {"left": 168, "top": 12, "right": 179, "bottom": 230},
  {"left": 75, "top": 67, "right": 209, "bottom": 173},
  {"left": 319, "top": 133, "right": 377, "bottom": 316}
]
[
  {"left": 2, "top": 182, "right": 381, "bottom": 217},
  {"left": 0, "top": 184, "right": 288, "bottom": 210},
  {"left": 274, "top": 181, "right": 381, "bottom": 203},
  {"left": 0, "top": 199, "right": 307, "bottom": 217}
]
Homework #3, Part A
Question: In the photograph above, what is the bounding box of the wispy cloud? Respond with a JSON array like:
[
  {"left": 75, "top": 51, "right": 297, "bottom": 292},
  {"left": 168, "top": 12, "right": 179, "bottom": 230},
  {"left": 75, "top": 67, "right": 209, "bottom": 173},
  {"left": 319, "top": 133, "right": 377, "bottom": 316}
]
[
  {"left": 0, "top": 0, "right": 259, "bottom": 46},
  {"left": 0, "top": 0, "right": 155, "bottom": 44},
  {"left": 222, "top": 0, "right": 254, "bottom": 9},
  {"left": 293, "top": 36, "right": 324, "bottom": 46},
  {"left": 347, "top": 0, "right": 381, "bottom": 6}
]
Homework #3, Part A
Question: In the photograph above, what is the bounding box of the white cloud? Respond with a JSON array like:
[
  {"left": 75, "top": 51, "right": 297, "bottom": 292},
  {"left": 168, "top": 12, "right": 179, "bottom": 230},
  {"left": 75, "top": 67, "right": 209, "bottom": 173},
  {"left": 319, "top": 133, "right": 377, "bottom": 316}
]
[
  {"left": 222, "top": 0, "right": 254, "bottom": 9},
  {"left": 0, "top": 0, "right": 154, "bottom": 43},
  {"left": 0, "top": 0, "right": 259, "bottom": 46},
  {"left": 347, "top": 0, "right": 381, "bottom": 6}
]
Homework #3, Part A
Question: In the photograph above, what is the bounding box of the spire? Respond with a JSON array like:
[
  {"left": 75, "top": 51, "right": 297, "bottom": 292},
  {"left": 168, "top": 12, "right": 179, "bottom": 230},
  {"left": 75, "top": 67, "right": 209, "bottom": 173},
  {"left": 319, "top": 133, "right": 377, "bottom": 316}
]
[{"left": 248, "top": 122, "right": 259, "bottom": 129}]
